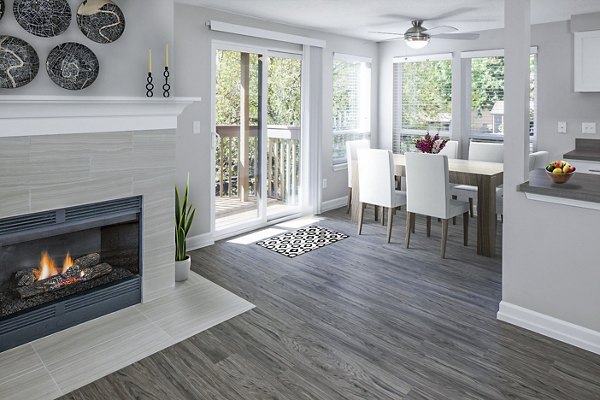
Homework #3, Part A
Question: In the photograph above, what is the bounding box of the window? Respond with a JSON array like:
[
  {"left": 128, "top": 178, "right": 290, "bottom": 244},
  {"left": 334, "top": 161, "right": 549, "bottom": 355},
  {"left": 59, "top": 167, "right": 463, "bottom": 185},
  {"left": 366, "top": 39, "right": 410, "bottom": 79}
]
[
  {"left": 393, "top": 54, "right": 453, "bottom": 153},
  {"left": 332, "top": 54, "right": 371, "bottom": 165},
  {"left": 466, "top": 49, "right": 537, "bottom": 143}
]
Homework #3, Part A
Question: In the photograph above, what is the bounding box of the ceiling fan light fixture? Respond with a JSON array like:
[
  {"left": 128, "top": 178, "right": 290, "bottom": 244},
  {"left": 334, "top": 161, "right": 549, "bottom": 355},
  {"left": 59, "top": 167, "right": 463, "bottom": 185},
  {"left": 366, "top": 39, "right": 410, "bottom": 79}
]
[{"left": 404, "top": 35, "right": 430, "bottom": 49}]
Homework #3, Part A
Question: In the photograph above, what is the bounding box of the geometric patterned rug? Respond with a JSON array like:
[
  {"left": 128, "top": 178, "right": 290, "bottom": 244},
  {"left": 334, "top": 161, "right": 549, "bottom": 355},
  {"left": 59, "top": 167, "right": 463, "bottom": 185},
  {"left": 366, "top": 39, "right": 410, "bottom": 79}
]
[{"left": 256, "top": 225, "right": 349, "bottom": 258}]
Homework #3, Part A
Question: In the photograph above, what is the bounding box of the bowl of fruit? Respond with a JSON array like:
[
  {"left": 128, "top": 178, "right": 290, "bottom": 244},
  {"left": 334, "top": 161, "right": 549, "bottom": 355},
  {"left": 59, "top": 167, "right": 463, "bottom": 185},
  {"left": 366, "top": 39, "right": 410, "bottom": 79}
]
[{"left": 545, "top": 160, "right": 576, "bottom": 184}]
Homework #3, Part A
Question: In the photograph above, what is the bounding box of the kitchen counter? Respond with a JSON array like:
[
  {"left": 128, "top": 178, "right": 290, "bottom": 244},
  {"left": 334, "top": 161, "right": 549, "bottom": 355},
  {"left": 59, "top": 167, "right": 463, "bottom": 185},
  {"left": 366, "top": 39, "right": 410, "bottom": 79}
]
[
  {"left": 563, "top": 138, "right": 600, "bottom": 161},
  {"left": 519, "top": 169, "right": 600, "bottom": 210}
]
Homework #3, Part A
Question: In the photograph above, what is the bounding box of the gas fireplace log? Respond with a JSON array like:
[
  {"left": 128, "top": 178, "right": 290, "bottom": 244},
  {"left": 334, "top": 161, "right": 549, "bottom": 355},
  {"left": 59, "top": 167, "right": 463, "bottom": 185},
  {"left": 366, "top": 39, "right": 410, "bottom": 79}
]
[
  {"left": 15, "top": 262, "right": 113, "bottom": 299},
  {"left": 13, "top": 269, "right": 38, "bottom": 287},
  {"left": 80, "top": 263, "right": 113, "bottom": 282},
  {"left": 73, "top": 253, "right": 101, "bottom": 269}
]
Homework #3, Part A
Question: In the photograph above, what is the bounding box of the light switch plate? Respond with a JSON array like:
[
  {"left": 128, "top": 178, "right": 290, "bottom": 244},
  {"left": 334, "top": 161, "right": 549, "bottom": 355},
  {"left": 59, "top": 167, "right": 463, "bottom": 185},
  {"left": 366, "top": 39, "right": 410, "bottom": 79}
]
[
  {"left": 193, "top": 121, "right": 201, "bottom": 134},
  {"left": 558, "top": 121, "right": 567, "bottom": 134},
  {"left": 582, "top": 122, "right": 596, "bottom": 134}
]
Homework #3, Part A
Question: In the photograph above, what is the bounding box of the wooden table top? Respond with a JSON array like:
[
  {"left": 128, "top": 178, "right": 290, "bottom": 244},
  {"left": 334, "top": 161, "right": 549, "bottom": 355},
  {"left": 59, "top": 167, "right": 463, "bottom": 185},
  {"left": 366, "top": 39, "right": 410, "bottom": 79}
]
[{"left": 393, "top": 154, "right": 504, "bottom": 177}]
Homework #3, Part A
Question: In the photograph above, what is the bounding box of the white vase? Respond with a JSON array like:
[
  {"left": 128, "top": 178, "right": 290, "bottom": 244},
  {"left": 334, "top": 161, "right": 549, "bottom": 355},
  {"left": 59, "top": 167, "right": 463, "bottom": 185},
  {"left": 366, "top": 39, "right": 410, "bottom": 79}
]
[{"left": 175, "top": 256, "right": 191, "bottom": 282}]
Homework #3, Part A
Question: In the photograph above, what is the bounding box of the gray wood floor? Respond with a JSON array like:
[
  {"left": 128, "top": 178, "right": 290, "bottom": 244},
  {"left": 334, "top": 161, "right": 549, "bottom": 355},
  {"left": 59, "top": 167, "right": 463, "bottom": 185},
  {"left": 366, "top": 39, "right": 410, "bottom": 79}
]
[{"left": 61, "top": 208, "right": 600, "bottom": 400}]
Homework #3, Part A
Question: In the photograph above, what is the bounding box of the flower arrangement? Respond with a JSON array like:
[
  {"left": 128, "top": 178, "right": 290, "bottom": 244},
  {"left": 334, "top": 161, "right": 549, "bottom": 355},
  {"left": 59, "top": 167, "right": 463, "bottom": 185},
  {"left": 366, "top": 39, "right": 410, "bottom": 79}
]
[{"left": 415, "top": 132, "right": 448, "bottom": 154}]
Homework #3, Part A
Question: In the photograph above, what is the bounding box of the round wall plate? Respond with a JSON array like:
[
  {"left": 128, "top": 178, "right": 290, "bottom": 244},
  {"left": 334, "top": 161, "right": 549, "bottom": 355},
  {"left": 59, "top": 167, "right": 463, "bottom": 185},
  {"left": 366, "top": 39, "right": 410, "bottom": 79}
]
[
  {"left": 0, "top": 35, "right": 40, "bottom": 89},
  {"left": 13, "top": 0, "right": 72, "bottom": 38},
  {"left": 77, "top": 0, "right": 125, "bottom": 44},
  {"left": 46, "top": 42, "right": 99, "bottom": 90}
]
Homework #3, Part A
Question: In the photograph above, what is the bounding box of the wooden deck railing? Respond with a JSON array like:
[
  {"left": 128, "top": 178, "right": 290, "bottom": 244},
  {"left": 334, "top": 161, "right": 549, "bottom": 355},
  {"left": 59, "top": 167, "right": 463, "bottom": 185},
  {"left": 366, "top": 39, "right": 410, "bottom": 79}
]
[{"left": 215, "top": 125, "right": 300, "bottom": 204}]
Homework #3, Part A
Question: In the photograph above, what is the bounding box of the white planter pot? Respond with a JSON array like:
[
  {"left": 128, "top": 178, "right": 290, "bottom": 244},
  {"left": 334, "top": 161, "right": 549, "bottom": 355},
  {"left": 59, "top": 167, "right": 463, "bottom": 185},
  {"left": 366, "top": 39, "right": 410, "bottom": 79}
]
[{"left": 175, "top": 256, "right": 191, "bottom": 282}]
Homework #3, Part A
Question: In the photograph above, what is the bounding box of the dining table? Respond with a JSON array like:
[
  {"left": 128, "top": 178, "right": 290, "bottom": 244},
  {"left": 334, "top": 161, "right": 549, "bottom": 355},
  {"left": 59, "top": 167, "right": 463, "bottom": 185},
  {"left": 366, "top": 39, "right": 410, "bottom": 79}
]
[{"left": 351, "top": 154, "right": 504, "bottom": 257}]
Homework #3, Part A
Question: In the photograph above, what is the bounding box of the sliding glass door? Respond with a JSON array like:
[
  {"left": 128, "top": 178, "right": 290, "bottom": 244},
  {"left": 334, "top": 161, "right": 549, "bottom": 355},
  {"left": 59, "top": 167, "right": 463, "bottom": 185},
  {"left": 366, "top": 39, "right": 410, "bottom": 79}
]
[{"left": 213, "top": 45, "right": 303, "bottom": 235}]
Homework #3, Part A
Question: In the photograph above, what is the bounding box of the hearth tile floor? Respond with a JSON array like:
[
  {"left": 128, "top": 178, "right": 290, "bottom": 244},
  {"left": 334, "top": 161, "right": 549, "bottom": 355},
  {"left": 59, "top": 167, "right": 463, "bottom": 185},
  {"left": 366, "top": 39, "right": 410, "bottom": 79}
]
[{"left": 0, "top": 272, "right": 255, "bottom": 400}]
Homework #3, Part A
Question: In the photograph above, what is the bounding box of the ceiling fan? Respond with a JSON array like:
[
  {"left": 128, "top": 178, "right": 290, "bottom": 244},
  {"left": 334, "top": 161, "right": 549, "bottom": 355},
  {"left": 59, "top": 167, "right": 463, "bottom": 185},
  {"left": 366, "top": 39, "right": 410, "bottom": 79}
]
[{"left": 371, "top": 19, "right": 480, "bottom": 49}]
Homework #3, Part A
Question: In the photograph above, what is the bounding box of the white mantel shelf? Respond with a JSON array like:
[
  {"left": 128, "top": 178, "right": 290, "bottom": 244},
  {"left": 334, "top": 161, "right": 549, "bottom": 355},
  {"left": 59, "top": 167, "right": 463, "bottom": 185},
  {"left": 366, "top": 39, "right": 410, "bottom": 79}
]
[{"left": 0, "top": 96, "right": 201, "bottom": 137}]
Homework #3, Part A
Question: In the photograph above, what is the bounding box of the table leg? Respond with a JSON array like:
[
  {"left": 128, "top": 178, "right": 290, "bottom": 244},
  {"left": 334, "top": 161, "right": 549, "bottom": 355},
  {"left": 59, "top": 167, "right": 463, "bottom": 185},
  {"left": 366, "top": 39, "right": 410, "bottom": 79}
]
[
  {"left": 350, "top": 164, "right": 361, "bottom": 223},
  {"left": 477, "top": 176, "right": 497, "bottom": 257}
]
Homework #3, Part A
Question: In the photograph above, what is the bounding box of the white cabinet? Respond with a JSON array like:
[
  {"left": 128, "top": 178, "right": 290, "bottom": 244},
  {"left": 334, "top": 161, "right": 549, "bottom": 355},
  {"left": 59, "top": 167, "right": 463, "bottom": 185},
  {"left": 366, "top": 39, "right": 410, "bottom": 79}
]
[
  {"left": 574, "top": 31, "right": 600, "bottom": 92},
  {"left": 565, "top": 159, "right": 600, "bottom": 175}
]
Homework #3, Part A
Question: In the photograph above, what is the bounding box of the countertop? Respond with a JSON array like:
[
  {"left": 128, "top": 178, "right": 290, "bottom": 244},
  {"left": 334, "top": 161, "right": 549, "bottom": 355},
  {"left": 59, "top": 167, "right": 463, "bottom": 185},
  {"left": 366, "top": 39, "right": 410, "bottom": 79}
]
[
  {"left": 563, "top": 139, "right": 600, "bottom": 162},
  {"left": 519, "top": 169, "right": 600, "bottom": 204}
]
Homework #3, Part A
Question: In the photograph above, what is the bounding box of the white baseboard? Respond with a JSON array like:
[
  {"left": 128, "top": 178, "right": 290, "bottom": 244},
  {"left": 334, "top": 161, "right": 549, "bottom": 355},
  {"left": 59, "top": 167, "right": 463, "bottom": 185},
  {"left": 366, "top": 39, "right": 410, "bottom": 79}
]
[
  {"left": 320, "top": 196, "right": 347, "bottom": 213},
  {"left": 186, "top": 232, "right": 214, "bottom": 251},
  {"left": 497, "top": 301, "right": 600, "bottom": 355}
]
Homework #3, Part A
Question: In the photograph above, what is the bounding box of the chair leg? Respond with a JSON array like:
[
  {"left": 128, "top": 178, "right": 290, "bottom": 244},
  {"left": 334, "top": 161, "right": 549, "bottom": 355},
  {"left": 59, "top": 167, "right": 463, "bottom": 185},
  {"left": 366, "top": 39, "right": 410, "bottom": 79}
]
[
  {"left": 374, "top": 205, "right": 379, "bottom": 222},
  {"left": 463, "top": 212, "right": 469, "bottom": 246},
  {"left": 469, "top": 198, "right": 474, "bottom": 218},
  {"left": 386, "top": 207, "right": 394, "bottom": 243},
  {"left": 412, "top": 214, "right": 416, "bottom": 233},
  {"left": 405, "top": 211, "right": 414, "bottom": 248},
  {"left": 441, "top": 219, "right": 449, "bottom": 258},
  {"left": 346, "top": 188, "right": 352, "bottom": 214},
  {"left": 357, "top": 202, "right": 365, "bottom": 235},
  {"left": 453, "top": 216, "right": 457, "bottom": 225},
  {"left": 426, "top": 216, "right": 432, "bottom": 237},
  {"left": 381, "top": 207, "right": 386, "bottom": 226}
]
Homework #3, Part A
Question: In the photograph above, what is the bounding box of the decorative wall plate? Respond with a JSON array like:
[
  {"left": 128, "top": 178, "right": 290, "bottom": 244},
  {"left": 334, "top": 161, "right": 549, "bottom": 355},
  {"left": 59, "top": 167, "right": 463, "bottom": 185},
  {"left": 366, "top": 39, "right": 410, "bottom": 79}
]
[
  {"left": 46, "top": 42, "right": 99, "bottom": 90},
  {"left": 0, "top": 35, "right": 40, "bottom": 89},
  {"left": 13, "top": 0, "right": 72, "bottom": 38},
  {"left": 77, "top": 0, "right": 125, "bottom": 44},
  {"left": 0, "top": 0, "right": 5, "bottom": 22}
]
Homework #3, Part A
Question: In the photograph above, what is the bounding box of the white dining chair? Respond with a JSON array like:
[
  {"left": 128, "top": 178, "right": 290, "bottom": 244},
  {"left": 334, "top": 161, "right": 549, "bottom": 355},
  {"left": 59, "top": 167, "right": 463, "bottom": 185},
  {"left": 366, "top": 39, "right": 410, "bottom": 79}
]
[
  {"left": 452, "top": 141, "right": 504, "bottom": 217},
  {"left": 357, "top": 149, "right": 407, "bottom": 243},
  {"left": 529, "top": 150, "right": 549, "bottom": 171},
  {"left": 438, "top": 140, "right": 459, "bottom": 159},
  {"left": 405, "top": 152, "right": 469, "bottom": 258},
  {"left": 345, "top": 139, "right": 370, "bottom": 213}
]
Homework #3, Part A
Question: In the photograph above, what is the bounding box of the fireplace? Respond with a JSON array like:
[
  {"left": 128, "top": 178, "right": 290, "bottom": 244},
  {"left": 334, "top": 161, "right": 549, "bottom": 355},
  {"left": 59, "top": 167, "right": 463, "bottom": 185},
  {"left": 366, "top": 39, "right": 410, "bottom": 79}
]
[{"left": 0, "top": 196, "right": 143, "bottom": 351}]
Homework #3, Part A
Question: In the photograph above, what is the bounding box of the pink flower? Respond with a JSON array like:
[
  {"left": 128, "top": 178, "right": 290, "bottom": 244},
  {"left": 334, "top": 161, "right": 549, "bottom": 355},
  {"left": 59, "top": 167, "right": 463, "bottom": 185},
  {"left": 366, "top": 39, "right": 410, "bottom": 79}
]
[{"left": 415, "top": 131, "right": 448, "bottom": 154}]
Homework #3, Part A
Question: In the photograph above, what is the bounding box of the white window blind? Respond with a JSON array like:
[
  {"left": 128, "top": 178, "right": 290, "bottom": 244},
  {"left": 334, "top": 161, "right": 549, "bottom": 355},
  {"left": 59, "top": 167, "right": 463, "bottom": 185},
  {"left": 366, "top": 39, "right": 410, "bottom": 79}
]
[
  {"left": 332, "top": 54, "right": 371, "bottom": 165},
  {"left": 393, "top": 54, "right": 452, "bottom": 154}
]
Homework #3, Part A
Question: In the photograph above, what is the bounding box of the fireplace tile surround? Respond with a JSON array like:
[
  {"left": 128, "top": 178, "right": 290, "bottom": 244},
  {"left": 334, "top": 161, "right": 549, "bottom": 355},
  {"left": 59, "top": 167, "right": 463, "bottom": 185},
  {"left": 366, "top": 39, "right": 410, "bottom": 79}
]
[{"left": 0, "top": 130, "right": 176, "bottom": 302}]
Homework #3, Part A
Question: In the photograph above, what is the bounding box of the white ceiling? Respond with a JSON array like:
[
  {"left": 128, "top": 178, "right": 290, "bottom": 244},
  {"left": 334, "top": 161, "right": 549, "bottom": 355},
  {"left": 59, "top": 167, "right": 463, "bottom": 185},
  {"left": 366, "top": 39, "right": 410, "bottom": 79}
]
[{"left": 176, "top": 0, "right": 600, "bottom": 41}]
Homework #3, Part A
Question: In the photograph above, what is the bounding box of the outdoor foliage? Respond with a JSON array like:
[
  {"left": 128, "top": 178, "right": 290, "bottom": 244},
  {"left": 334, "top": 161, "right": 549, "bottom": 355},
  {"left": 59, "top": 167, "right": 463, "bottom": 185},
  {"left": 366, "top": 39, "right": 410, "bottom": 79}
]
[{"left": 401, "top": 59, "right": 452, "bottom": 132}]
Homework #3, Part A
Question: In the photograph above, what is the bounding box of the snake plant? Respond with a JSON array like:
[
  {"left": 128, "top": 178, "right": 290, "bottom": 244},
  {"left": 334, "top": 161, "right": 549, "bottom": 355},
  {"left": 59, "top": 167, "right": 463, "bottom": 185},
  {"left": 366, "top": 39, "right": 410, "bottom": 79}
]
[{"left": 175, "top": 174, "right": 196, "bottom": 262}]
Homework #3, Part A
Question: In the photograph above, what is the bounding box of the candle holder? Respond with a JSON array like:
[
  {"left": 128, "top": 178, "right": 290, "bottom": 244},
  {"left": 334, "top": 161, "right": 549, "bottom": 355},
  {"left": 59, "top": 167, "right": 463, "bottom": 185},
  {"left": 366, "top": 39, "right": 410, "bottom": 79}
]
[
  {"left": 146, "top": 72, "right": 154, "bottom": 98},
  {"left": 163, "top": 66, "right": 171, "bottom": 98}
]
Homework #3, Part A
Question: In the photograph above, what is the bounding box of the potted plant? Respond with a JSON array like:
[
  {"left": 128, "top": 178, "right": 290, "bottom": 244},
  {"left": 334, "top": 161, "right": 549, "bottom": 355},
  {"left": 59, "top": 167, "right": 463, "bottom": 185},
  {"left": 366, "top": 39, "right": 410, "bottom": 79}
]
[{"left": 175, "top": 174, "right": 196, "bottom": 282}]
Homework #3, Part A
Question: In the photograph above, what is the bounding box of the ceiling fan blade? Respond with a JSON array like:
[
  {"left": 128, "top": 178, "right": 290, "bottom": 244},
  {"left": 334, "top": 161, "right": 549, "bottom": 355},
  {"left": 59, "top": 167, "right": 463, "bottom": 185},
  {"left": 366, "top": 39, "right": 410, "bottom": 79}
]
[
  {"left": 428, "top": 7, "right": 478, "bottom": 22},
  {"left": 432, "top": 33, "right": 481, "bottom": 40},
  {"left": 423, "top": 25, "right": 458, "bottom": 35},
  {"left": 368, "top": 30, "right": 404, "bottom": 35},
  {"left": 379, "top": 13, "right": 421, "bottom": 21}
]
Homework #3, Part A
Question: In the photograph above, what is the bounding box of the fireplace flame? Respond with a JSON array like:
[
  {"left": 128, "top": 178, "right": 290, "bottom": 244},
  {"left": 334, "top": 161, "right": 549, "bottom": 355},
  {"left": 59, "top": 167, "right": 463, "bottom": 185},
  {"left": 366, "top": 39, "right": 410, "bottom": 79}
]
[
  {"left": 35, "top": 252, "right": 76, "bottom": 281},
  {"left": 38, "top": 252, "right": 59, "bottom": 281},
  {"left": 62, "top": 252, "right": 74, "bottom": 274}
]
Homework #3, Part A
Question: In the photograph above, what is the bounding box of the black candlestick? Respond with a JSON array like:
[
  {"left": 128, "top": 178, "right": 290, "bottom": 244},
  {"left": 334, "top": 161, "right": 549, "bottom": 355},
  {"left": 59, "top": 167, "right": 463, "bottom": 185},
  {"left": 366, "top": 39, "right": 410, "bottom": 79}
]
[
  {"left": 146, "top": 72, "right": 154, "bottom": 98},
  {"left": 163, "top": 66, "right": 171, "bottom": 98}
]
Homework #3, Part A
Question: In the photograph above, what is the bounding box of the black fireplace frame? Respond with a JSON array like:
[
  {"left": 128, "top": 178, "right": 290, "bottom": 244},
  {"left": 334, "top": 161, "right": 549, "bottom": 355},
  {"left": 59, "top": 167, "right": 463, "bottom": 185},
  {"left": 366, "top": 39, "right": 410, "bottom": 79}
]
[{"left": 0, "top": 196, "right": 143, "bottom": 352}]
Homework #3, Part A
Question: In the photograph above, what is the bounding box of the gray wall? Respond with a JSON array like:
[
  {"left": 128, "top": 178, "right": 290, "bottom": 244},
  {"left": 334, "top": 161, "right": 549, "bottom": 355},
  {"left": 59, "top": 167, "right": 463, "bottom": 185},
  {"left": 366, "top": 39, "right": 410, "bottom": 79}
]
[
  {"left": 0, "top": 0, "right": 174, "bottom": 96},
  {"left": 174, "top": 4, "right": 379, "bottom": 237},
  {"left": 379, "top": 18, "right": 600, "bottom": 332}
]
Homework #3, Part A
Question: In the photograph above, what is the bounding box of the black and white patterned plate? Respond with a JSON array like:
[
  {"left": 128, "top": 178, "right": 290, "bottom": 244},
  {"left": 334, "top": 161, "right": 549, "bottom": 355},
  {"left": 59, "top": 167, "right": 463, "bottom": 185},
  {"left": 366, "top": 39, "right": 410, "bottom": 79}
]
[
  {"left": 0, "top": 35, "right": 39, "bottom": 88},
  {"left": 46, "top": 42, "right": 99, "bottom": 90},
  {"left": 14, "top": 0, "right": 72, "bottom": 38},
  {"left": 256, "top": 226, "right": 348, "bottom": 258},
  {"left": 77, "top": 0, "right": 125, "bottom": 44}
]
